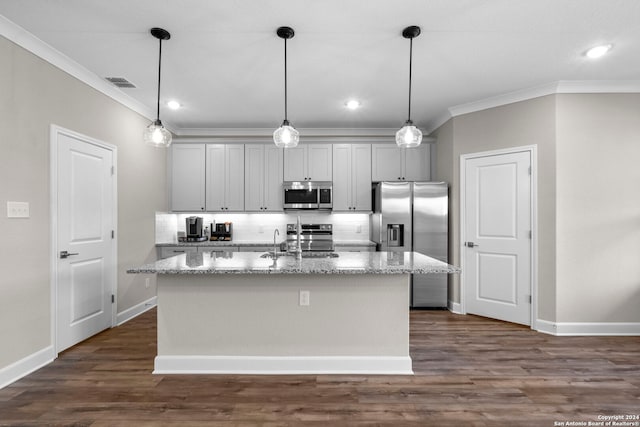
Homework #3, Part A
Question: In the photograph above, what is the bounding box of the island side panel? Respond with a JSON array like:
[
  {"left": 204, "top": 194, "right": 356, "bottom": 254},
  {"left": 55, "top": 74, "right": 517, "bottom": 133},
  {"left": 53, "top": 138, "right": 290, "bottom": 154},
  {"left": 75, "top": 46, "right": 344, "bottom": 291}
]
[{"left": 155, "top": 273, "right": 410, "bottom": 373}]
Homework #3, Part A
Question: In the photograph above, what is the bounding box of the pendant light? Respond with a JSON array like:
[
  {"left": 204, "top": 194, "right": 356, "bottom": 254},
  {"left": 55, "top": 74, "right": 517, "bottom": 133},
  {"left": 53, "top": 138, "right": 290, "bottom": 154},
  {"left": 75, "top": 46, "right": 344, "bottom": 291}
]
[
  {"left": 395, "top": 26, "right": 422, "bottom": 148},
  {"left": 273, "top": 26, "right": 299, "bottom": 148},
  {"left": 143, "top": 27, "right": 172, "bottom": 148}
]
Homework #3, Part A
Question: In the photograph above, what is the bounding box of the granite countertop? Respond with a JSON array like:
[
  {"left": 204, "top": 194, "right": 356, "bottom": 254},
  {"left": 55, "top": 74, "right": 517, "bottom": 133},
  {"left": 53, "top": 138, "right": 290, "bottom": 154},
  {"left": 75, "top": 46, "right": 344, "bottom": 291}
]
[
  {"left": 128, "top": 251, "right": 460, "bottom": 275},
  {"left": 155, "top": 240, "right": 376, "bottom": 247}
]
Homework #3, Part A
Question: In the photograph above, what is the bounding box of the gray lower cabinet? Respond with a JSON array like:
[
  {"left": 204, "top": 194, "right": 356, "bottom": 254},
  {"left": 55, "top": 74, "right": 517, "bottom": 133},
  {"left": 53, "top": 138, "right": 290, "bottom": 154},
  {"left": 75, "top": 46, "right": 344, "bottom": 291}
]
[{"left": 158, "top": 246, "right": 199, "bottom": 259}]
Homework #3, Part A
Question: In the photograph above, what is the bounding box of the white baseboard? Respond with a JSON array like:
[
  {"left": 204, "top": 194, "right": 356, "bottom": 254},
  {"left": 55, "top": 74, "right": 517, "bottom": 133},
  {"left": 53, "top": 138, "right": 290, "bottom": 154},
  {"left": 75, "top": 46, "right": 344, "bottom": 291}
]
[
  {"left": 116, "top": 296, "right": 157, "bottom": 326},
  {"left": 536, "top": 319, "right": 640, "bottom": 336},
  {"left": 0, "top": 346, "right": 55, "bottom": 389},
  {"left": 448, "top": 300, "right": 463, "bottom": 314},
  {"left": 154, "top": 355, "right": 413, "bottom": 375}
]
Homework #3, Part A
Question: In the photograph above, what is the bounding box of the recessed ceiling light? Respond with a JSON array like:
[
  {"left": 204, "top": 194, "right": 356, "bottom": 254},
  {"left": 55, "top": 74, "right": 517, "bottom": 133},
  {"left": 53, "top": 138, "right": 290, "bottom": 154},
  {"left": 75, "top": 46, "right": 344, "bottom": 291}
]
[
  {"left": 585, "top": 44, "right": 612, "bottom": 59},
  {"left": 345, "top": 99, "right": 361, "bottom": 110},
  {"left": 167, "top": 100, "right": 181, "bottom": 110}
]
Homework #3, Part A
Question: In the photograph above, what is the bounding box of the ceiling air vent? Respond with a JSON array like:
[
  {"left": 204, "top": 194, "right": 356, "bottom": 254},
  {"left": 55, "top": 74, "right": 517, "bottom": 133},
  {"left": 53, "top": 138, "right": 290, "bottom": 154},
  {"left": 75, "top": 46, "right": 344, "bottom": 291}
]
[{"left": 105, "top": 77, "right": 136, "bottom": 88}]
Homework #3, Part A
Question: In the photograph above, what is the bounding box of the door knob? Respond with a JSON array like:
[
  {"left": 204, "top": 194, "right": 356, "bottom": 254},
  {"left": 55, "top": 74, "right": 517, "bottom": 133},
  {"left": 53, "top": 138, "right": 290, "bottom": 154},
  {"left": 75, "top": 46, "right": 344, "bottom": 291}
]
[
  {"left": 465, "top": 242, "right": 479, "bottom": 248},
  {"left": 60, "top": 250, "right": 79, "bottom": 259}
]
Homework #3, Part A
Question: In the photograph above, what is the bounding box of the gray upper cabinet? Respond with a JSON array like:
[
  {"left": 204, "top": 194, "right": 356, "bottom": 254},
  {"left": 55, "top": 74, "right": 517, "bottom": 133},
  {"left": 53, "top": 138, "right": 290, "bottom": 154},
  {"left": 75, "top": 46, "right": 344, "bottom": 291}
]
[
  {"left": 332, "top": 144, "right": 372, "bottom": 211},
  {"left": 371, "top": 143, "right": 430, "bottom": 182},
  {"left": 170, "top": 144, "right": 206, "bottom": 212},
  {"left": 205, "top": 144, "right": 245, "bottom": 211},
  {"left": 245, "top": 144, "right": 284, "bottom": 212},
  {"left": 283, "top": 144, "right": 332, "bottom": 181}
]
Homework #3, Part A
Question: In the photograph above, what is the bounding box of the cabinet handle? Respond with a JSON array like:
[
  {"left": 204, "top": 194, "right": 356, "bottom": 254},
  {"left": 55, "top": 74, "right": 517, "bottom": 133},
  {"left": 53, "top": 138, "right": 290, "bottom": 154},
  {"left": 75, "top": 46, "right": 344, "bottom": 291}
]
[{"left": 398, "top": 177, "right": 401, "bottom": 180}]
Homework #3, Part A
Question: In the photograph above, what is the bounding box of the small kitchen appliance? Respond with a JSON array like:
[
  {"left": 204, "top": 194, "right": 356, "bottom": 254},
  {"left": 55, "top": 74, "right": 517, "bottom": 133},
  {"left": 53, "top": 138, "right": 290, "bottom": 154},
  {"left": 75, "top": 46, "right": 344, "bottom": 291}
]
[
  {"left": 210, "top": 222, "right": 233, "bottom": 241},
  {"left": 283, "top": 181, "right": 332, "bottom": 210},
  {"left": 184, "top": 216, "right": 207, "bottom": 242}
]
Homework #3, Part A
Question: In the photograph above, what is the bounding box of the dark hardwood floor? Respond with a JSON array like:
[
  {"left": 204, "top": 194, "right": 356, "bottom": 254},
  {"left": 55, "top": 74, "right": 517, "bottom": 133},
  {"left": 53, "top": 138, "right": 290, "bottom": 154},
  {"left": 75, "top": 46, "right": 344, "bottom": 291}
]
[{"left": 0, "top": 308, "right": 638, "bottom": 426}]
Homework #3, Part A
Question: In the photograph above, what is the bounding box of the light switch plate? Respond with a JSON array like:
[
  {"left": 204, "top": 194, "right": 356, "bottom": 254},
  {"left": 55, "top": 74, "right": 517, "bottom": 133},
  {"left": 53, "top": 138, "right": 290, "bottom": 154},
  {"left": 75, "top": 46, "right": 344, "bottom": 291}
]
[{"left": 7, "top": 201, "right": 30, "bottom": 218}]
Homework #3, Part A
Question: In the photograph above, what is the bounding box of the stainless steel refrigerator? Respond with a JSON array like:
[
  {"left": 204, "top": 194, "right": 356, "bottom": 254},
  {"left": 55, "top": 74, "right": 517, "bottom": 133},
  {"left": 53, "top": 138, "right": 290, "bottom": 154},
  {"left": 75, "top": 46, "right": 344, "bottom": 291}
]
[{"left": 371, "top": 181, "right": 449, "bottom": 308}]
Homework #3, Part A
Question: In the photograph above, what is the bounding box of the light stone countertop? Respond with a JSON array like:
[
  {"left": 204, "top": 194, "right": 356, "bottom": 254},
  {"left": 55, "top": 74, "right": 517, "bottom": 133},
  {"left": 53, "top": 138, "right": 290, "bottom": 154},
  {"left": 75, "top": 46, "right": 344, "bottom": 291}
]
[
  {"left": 155, "top": 240, "right": 376, "bottom": 247},
  {"left": 128, "top": 251, "right": 460, "bottom": 275}
]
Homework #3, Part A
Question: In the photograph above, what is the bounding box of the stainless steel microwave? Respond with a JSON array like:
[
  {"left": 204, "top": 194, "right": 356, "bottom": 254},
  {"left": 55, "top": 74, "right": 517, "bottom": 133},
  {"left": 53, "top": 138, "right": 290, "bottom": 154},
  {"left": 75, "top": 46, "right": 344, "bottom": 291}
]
[{"left": 283, "top": 181, "right": 332, "bottom": 210}]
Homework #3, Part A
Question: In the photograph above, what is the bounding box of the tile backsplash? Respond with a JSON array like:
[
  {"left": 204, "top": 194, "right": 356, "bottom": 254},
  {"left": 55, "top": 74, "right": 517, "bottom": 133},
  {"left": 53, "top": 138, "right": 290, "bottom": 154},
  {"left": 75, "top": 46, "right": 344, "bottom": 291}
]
[{"left": 155, "top": 212, "right": 371, "bottom": 243}]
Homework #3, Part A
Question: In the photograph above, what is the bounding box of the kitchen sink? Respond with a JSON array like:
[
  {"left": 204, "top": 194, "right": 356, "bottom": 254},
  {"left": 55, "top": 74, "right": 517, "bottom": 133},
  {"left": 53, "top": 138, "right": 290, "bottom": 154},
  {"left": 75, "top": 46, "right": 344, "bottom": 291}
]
[{"left": 260, "top": 251, "right": 338, "bottom": 259}]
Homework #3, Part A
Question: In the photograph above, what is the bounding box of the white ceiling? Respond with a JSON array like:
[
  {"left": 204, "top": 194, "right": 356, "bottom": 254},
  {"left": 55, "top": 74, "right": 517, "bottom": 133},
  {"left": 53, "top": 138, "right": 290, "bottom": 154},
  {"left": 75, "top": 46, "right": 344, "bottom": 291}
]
[{"left": 1, "top": 0, "right": 639, "bottom": 135}]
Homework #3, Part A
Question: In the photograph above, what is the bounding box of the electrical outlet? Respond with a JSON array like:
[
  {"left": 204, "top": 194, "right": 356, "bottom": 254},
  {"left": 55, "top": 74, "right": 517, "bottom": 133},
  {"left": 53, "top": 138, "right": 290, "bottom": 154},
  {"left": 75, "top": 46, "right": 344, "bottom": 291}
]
[
  {"left": 356, "top": 225, "right": 362, "bottom": 233},
  {"left": 145, "top": 278, "right": 151, "bottom": 289},
  {"left": 7, "top": 201, "right": 29, "bottom": 218},
  {"left": 258, "top": 225, "right": 264, "bottom": 233},
  {"left": 299, "top": 290, "right": 310, "bottom": 306}
]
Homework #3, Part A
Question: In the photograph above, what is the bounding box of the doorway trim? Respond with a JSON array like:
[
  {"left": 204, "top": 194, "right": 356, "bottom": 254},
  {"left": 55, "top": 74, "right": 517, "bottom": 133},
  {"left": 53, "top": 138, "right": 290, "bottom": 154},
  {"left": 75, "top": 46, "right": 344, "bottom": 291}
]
[
  {"left": 459, "top": 145, "right": 538, "bottom": 330},
  {"left": 49, "top": 124, "right": 118, "bottom": 356}
]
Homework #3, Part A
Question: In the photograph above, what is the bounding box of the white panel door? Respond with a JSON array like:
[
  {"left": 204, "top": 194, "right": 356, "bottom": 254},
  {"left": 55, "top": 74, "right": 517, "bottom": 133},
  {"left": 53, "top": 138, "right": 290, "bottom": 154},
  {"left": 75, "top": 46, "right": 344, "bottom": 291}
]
[
  {"left": 464, "top": 151, "right": 531, "bottom": 326},
  {"left": 57, "top": 131, "right": 114, "bottom": 352}
]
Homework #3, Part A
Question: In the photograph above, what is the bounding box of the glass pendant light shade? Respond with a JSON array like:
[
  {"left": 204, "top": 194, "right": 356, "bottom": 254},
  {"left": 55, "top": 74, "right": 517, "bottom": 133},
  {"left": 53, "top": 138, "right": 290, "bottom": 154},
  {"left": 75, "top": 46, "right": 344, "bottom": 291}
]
[
  {"left": 144, "top": 119, "right": 172, "bottom": 147},
  {"left": 395, "top": 120, "right": 422, "bottom": 148},
  {"left": 274, "top": 26, "right": 299, "bottom": 148},
  {"left": 396, "top": 26, "right": 422, "bottom": 148},
  {"left": 145, "top": 27, "right": 172, "bottom": 148},
  {"left": 273, "top": 119, "right": 299, "bottom": 148}
]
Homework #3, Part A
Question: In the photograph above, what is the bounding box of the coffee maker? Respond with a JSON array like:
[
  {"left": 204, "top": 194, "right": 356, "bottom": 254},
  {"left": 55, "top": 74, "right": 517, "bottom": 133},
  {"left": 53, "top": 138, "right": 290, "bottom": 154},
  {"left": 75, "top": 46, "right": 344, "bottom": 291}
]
[{"left": 184, "top": 216, "right": 207, "bottom": 242}]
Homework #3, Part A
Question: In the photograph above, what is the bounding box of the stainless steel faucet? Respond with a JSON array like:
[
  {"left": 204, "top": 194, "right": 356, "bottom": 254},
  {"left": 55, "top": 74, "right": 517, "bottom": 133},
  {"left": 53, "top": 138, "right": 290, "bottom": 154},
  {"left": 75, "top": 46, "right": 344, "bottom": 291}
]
[
  {"left": 273, "top": 228, "right": 280, "bottom": 258},
  {"left": 295, "top": 215, "right": 302, "bottom": 260}
]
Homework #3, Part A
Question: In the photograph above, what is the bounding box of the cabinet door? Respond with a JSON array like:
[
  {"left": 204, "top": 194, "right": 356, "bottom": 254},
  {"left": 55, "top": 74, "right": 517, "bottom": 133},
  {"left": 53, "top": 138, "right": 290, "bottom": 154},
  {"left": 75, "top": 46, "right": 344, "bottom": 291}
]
[
  {"left": 170, "top": 144, "right": 206, "bottom": 211},
  {"left": 283, "top": 146, "right": 306, "bottom": 181},
  {"left": 244, "top": 145, "right": 265, "bottom": 212},
  {"left": 372, "top": 144, "right": 402, "bottom": 181},
  {"left": 332, "top": 144, "right": 352, "bottom": 211},
  {"left": 158, "top": 246, "right": 198, "bottom": 259},
  {"left": 307, "top": 144, "right": 333, "bottom": 181},
  {"left": 263, "top": 145, "right": 284, "bottom": 211},
  {"left": 403, "top": 144, "right": 431, "bottom": 181},
  {"left": 225, "top": 144, "right": 245, "bottom": 211},
  {"left": 205, "top": 144, "right": 227, "bottom": 211},
  {"left": 351, "top": 144, "right": 372, "bottom": 211}
]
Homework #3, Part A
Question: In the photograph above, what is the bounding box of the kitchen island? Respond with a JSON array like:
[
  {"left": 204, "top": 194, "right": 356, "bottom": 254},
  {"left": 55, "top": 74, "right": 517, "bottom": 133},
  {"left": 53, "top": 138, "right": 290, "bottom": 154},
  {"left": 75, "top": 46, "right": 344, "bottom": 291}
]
[{"left": 128, "top": 251, "right": 459, "bottom": 375}]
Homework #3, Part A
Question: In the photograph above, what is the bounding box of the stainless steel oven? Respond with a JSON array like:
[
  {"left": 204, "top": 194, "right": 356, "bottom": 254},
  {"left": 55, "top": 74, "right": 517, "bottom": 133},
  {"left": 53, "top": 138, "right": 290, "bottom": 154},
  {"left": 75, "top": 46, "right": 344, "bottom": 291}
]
[{"left": 283, "top": 181, "right": 332, "bottom": 210}]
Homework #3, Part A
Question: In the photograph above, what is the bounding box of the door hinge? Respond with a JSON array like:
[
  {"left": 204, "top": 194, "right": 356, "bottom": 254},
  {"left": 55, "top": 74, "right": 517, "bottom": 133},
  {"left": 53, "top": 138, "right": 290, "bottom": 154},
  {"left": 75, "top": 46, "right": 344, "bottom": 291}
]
[
  {"left": 111, "top": 294, "right": 115, "bottom": 304},
  {"left": 111, "top": 166, "right": 115, "bottom": 176},
  {"left": 528, "top": 166, "right": 531, "bottom": 175},
  {"left": 111, "top": 230, "right": 115, "bottom": 239},
  {"left": 527, "top": 295, "right": 532, "bottom": 304},
  {"left": 528, "top": 230, "right": 532, "bottom": 239}
]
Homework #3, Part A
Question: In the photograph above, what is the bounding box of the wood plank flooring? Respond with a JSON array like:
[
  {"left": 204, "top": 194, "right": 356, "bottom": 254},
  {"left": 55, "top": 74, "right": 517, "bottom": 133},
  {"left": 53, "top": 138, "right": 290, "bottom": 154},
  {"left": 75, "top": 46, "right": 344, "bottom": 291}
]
[{"left": 0, "top": 308, "right": 638, "bottom": 426}]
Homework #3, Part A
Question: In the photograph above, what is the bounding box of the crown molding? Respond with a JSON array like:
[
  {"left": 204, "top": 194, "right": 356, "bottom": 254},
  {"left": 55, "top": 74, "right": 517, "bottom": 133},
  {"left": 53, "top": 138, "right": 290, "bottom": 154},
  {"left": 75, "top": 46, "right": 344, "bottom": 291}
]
[
  {"left": 449, "top": 80, "right": 640, "bottom": 118},
  {"left": 0, "top": 14, "right": 177, "bottom": 131}
]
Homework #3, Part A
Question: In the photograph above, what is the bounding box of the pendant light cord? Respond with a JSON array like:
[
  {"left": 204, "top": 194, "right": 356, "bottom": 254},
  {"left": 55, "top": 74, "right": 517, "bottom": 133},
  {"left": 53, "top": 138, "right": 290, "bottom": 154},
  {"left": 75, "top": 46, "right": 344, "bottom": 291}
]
[
  {"left": 156, "top": 37, "right": 163, "bottom": 121},
  {"left": 284, "top": 37, "right": 288, "bottom": 122},
  {"left": 407, "top": 37, "right": 413, "bottom": 122}
]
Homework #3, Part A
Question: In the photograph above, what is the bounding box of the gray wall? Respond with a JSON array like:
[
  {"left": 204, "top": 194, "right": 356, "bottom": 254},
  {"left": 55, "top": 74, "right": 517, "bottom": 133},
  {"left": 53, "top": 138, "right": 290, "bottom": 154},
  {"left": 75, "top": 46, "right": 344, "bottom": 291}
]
[
  {"left": 0, "top": 36, "right": 166, "bottom": 369},
  {"left": 556, "top": 93, "right": 640, "bottom": 322},
  {"left": 434, "top": 93, "right": 640, "bottom": 324}
]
